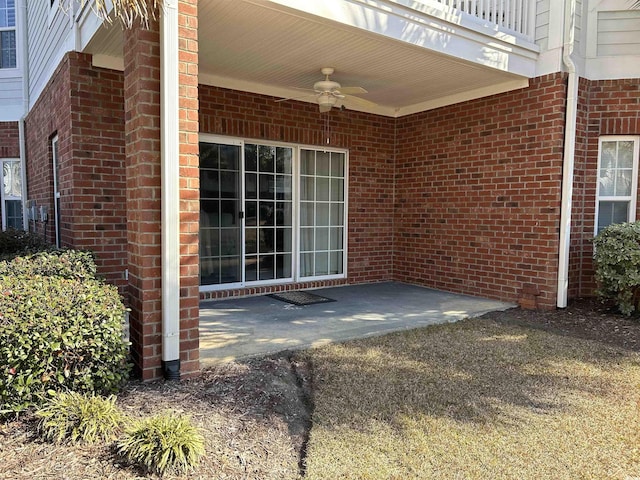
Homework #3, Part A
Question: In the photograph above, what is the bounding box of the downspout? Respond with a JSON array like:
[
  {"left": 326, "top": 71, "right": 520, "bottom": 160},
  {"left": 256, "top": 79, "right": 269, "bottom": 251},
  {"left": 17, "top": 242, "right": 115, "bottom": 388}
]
[
  {"left": 19, "top": 0, "right": 29, "bottom": 231},
  {"left": 557, "top": 0, "right": 578, "bottom": 308},
  {"left": 160, "top": 0, "right": 181, "bottom": 379}
]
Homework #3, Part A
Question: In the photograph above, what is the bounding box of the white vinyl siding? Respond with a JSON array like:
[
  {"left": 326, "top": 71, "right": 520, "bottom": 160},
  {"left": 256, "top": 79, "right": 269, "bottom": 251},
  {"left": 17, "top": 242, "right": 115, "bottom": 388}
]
[
  {"left": 535, "top": 0, "right": 550, "bottom": 50},
  {"left": 595, "top": 137, "right": 640, "bottom": 235},
  {"left": 597, "top": 10, "right": 640, "bottom": 57}
]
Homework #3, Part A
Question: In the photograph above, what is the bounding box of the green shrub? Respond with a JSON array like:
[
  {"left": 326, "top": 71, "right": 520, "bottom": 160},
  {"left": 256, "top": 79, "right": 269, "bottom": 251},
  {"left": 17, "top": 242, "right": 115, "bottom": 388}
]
[
  {"left": 118, "top": 412, "right": 205, "bottom": 475},
  {"left": 0, "top": 249, "right": 97, "bottom": 281},
  {"left": 0, "top": 274, "right": 130, "bottom": 415},
  {"left": 36, "top": 392, "right": 123, "bottom": 444},
  {"left": 0, "top": 228, "right": 50, "bottom": 258},
  {"left": 593, "top": 221, "right": 640, "bottom": 315}
]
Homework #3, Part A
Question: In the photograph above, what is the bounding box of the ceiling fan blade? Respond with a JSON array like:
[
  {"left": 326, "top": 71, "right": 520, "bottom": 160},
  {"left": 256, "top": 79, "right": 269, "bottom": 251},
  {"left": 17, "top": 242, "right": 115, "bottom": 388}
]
[
  {"left": 319, "top": 104, "right": 332, "bottom": 113},
  {"left": 343, "top": 94, "right": 378, "bottom": 109},
  {"left": 275, "top": 93, "right": 317, "bottom": 103},
  {"left": 339, "top": 86, "right": 368, "bottom": 95}
]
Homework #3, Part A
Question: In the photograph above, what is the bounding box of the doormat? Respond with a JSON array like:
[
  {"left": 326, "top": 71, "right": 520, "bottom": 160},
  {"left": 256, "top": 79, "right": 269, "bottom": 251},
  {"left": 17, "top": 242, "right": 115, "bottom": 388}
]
[{"left": 269, "top": 290, "right": 335, "bottom": 306}]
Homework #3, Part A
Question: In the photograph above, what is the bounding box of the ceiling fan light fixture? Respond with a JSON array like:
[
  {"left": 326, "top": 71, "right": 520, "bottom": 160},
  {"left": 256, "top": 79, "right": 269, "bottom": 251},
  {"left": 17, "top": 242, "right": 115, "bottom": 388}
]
[{"left": 318, "top": 92, "right": 338, "bottom": 110}]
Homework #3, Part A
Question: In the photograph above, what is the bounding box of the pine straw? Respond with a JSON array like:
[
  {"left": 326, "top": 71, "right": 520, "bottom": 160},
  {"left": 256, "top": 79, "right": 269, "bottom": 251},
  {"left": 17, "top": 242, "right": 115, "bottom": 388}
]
[
  {"left": 0, "top": 358, "right": 305, "bottom": 480},
  {"left": 303, "top": 319, "right": 640, "bottom": 480}
]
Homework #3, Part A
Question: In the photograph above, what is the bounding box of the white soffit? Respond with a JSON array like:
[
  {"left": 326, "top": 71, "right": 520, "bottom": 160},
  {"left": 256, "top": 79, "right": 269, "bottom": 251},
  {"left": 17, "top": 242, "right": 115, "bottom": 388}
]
[{"left": 87, "top": 0, "right": 538, "bottom": 117}]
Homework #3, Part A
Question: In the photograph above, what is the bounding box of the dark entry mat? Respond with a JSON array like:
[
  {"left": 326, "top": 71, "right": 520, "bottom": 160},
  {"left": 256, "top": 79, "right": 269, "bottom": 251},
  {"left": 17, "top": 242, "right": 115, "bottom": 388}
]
[{"left": 269, "top": 290, "right": 335, "bottom": 306}]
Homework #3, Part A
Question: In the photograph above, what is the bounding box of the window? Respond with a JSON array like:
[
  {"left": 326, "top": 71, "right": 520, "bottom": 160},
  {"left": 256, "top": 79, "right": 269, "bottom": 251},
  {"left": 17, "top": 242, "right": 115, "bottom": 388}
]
[
  {"left": 1, "top": 158, "right": 22, "bottom": 230},
  {"left": 595, "top": 137, "right": 640, "bottom": 234},
  {"left": 198, "top": 136, "right": 347, "bottom": 290},
  {"left": 0, "top": 0, "right": 16, "bottom": 69}
]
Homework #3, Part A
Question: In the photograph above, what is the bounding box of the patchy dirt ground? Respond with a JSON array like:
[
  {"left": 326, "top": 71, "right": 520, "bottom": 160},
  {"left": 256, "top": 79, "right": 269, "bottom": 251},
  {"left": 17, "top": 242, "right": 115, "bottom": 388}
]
[{"left": 1, "top": 298, "right": 639, "bottom": 480}]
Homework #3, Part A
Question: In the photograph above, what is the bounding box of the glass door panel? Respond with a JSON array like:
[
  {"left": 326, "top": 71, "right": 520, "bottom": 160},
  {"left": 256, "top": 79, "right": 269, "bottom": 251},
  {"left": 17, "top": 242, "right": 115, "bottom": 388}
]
[
  {"left": 200, "top": 142, "right": 242, "bottom": 286},
  {"left": 245, "top": 143, "right": 293, "bottom": 282}
]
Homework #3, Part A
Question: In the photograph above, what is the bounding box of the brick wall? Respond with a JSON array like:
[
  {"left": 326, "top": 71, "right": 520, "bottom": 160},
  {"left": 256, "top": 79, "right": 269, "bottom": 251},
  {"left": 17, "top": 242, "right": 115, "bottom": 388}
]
[
  {"left": 24, "top": 52, "right": 127, "bottom": 290},
  {"left": 178, "top": 0, "right": 201, "bottom": 375},
  {"left": 25, "top": 57, "right": 72, "bottom": 243},
  {"left": 394, "top": 74, "right": 567, "bottom": 309},
  {"left": 0, "top": 122, "right": 19, "bottom": 158},
  {"left": 570, "top": 77, "right": 640, "bottom": 298},
  {"left": 198, "top": 85, "right": 397, "bottom": 294}
]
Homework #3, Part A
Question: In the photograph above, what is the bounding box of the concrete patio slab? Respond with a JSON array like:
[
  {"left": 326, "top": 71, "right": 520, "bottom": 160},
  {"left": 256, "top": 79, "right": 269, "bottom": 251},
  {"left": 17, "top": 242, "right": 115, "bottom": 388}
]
[{"left": 199, "top": 282, "right": 515, "bottom": 366}]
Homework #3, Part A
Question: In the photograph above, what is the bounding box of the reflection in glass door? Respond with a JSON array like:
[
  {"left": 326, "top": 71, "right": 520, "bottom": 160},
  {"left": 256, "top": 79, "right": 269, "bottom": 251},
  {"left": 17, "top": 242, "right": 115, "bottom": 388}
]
[
  {"left": 199, "top": 140, "right": 294, "bottom": 287},
  {"left": 199, "top": 142, "right": 242, "bottom": 285},
  {"left": 244, "top": 144, "right": 293, "bottom": 282}
]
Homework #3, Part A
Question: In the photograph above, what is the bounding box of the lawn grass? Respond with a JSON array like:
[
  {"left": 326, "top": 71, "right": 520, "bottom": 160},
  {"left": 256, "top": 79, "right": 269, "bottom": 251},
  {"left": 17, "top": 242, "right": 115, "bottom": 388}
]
[{"left": 302, "top": 319, "right": 640, "bottom": 479}]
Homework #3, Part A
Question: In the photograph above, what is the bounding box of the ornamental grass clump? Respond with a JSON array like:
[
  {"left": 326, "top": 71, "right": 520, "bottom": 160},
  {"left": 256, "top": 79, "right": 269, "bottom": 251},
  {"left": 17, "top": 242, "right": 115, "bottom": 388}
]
[
  {"left": 593, "top": 221, "right": 640, "bottom": 315},
  {"left": 118, "top": 412, "right": 205, "bottom": 475},
  {"left": 36, "top": 392, "right": 123, "bottom": 444}
]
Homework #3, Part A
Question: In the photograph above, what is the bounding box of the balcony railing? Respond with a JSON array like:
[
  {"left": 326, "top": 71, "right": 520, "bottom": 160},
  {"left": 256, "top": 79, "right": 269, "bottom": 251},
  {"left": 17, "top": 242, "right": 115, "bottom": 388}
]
[{"left": 436, "top": 0, "right": 536, "bottom": 39}]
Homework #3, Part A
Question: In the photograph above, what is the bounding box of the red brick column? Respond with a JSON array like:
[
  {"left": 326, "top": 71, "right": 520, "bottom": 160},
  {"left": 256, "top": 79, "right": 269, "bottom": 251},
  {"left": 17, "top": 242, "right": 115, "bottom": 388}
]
[
  {"left": 124, "top": 21, "right": 163, "bottom": 380},
  {"left": 178, "top": 0, "right": 200, "bottom": 375}
]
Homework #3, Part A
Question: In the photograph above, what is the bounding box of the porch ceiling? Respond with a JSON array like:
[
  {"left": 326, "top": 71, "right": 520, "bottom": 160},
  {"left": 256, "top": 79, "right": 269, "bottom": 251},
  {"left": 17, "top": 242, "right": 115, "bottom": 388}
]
[{"left": 86, "top": 0, "right": 539, "bottom": 117}]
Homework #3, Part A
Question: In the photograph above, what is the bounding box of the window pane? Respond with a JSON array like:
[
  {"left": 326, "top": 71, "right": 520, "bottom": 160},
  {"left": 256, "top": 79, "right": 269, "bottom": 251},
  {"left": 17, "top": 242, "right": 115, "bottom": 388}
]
[
  {"left": 6, "top": 199, "right": 21, "bottom": 229},
  {"left": 245, "top": 173, "right": 257, "bottom": 199},
  {"left": 316, "top": 203, "right": 329, "bottom": 226},
  {"left": 259, "top": 174, "right": 274, "bottom": 199},
  {"left": 259, "top": 201, "right": 274, "bottom": 226},
  {"left": 3, "top": 160, "right": 20, "bottom": 198},
  {"left": 598, "top": 201, "right": 629, "bottom": 233},
  {"left": 316, "top": 177, "right": 330, "bottom": 201},
  {"left": 276, "top": 254, "right": 292, "bottom": 278},
  {"left": 316, "top": 151, "right": 330, "bottom": 176},
  {"left": 619, "top": 141, "right": 634, "bottom": 168},
  {"left": 300, "top": 253, "right": 314, "bottom": 277},
  {"left": 245, "top": 228, "right": 257, "bottom": 254},
  {"left": 200, "top": 200, "right": 220, "bottom": 227},
  {"left": 275, "top": 201, "right": 291, "bottom": 226},
  {"left": 200, "top": 229, "right": 219, "bottom": 257},
  {"left": 329, "top": 227, "right": 343, "bottom": 250},
  {"left": 200, "top": 170, "right": 219, "bottom": 198},
  {"left": 220, "top": 228, "right": 239, "bottom": 256},
  {"left": 330, "top": 153, "right": 344, "bottom": 177},
  {"left": 259, "top": 255, "right": 275, "bottom": 280},
  {"left": 276, "top": 147, "right": 292, "bottom": 174},
  {"left": 199, "top": 143, "right": 219, "bottom": 169},
  {"left": 615, "top": 170, "right": 632, "bottom": 197},
  {"left": 0, "top": 30, "right": 16, "bottom": 69},
  {"left": 329, "top": 251, "right": 343, "bottom": 275},
  {"left": 601, "top": 142, "right": 616, "bottom": 169},
  {"left": 330, "top": 178, "right": 344, "bottom": 201},
  {"left": 300, "top": 176, "right": 314, "bottom": 201},
  {"left": 315, "top": 252, "right": 329, "bottom": 275},
  {"left": 245, "top": 201, "right": 257, "bottom": 227},
  {"left": 220, "top": 144, "right": 239, "bottom": 170},
  {"left": 259, "top": 145, "right": 275, "bottom": 172},
  {"left": 276, "top": 227, "right": 292, "bottom": 253},
  {"left": 315, "top": 227, "right": 329, "bottom": 251},
  {"left": 330, "top": 203, "right": 344, "bottom": 226},
  {"left": 301, "top": 150, "right": 314, "bottom": 175},
  {"left": 300, "top": 202, "right": 314, "bottom": 226},
  {"left": 200, "top": 258, "right": 220, "bottom": 285},
  {"left": 245, "top": 255, "right": 258, "bottom": 282},
  {"left": 300, "top": 227, "right": 314, "bottom": 251},
  {"left": 599, "top": 169, "right": 615, "bottom": 196},
  {"left": 275, "top": 174, "right": 292, "bottom": 200},
  {"left": 245, "top": 144, "right": 257, "bottom": 171}
]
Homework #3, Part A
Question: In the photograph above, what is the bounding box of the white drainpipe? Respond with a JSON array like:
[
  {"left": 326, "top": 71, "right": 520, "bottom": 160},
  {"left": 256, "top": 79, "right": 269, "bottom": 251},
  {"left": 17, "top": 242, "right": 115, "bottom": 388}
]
[
  {"left": 160, "top": 0, "right": 181, "bottom": 379},
  {"left": 19, "top": 0, "right": 29, "bottom": 230},
  {"left": 557, "top": 0, "right": 578, "bottom": 308}
]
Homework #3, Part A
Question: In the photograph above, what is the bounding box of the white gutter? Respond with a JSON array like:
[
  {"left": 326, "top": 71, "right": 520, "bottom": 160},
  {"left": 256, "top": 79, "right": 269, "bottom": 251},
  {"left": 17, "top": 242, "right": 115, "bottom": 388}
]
[
  {"left": 160, "top": 0, "right": 181, "bottom": 379},
  {"left": 557, "top": 0, "right": 578, "bottom": 308},
  {"left": 19, "top": 0, "right": 29, "bottom": 230}
]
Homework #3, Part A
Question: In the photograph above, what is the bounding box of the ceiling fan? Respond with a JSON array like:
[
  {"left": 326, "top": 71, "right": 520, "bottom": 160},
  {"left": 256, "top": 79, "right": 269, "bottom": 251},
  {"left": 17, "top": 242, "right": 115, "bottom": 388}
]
[{"left": 277, "top": 67, "right": 376, "bottom": 113}]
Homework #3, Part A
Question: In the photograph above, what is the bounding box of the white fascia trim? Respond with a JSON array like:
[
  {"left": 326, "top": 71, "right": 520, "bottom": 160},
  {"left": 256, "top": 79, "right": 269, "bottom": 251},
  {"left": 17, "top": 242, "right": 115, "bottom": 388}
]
[
  {"left": 259, "top": 0, "right": 539, "bottom": 75},
  {"left": 160, "top": 0, "right": 181, "bottom": 363},
  {"left": 0, "top": 105, "right": 25, "bottom": 122},
  {"left": 394, "top": 78, "right": 529, "bottom": 117},
  {"left": 585, "top": 57, "right": 640, "bottom": 81}
]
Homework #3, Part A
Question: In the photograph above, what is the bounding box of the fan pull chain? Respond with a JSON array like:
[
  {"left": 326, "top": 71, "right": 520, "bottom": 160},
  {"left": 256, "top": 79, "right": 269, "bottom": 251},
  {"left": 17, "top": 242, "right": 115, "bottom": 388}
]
[{"left": 324, "top": 112, "right": 330, "bottom": 145}]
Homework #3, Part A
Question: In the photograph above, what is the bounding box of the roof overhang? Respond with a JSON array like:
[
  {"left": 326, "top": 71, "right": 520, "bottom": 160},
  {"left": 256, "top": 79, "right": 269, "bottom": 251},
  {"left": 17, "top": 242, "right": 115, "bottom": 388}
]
[{"left": 86, "top": 0, "right": 540, "bottom": 117}]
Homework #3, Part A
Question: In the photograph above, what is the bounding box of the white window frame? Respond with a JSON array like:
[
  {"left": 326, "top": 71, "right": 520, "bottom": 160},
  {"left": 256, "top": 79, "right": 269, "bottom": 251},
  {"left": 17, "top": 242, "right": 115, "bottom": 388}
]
[
  {"left": 198, "top": 134, "right": 348, "bottom": 293},
  {"left": 0, "top": 157, "right": 21, "bottom": 230},
  {"left": 594, "top": 135, "right": 640, "bottom": 235},
  {"left": 52, "top": 135, "right": 61, "bottom": 247},
  {"left": 0, "top": 0, "right": 18, "bottom": 71}
]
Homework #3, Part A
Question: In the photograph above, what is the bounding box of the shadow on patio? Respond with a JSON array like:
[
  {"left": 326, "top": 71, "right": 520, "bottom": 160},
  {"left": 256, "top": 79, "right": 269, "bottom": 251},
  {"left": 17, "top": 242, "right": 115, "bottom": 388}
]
[{"left": 199, "top": 281, "right": 515, "bottom": 366}]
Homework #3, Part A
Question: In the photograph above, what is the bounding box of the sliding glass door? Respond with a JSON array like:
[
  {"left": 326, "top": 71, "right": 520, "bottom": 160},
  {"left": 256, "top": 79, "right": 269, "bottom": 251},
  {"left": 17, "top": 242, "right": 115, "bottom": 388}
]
[{"left": 199, "top": 137, "right": 347, "bottom": 290}]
